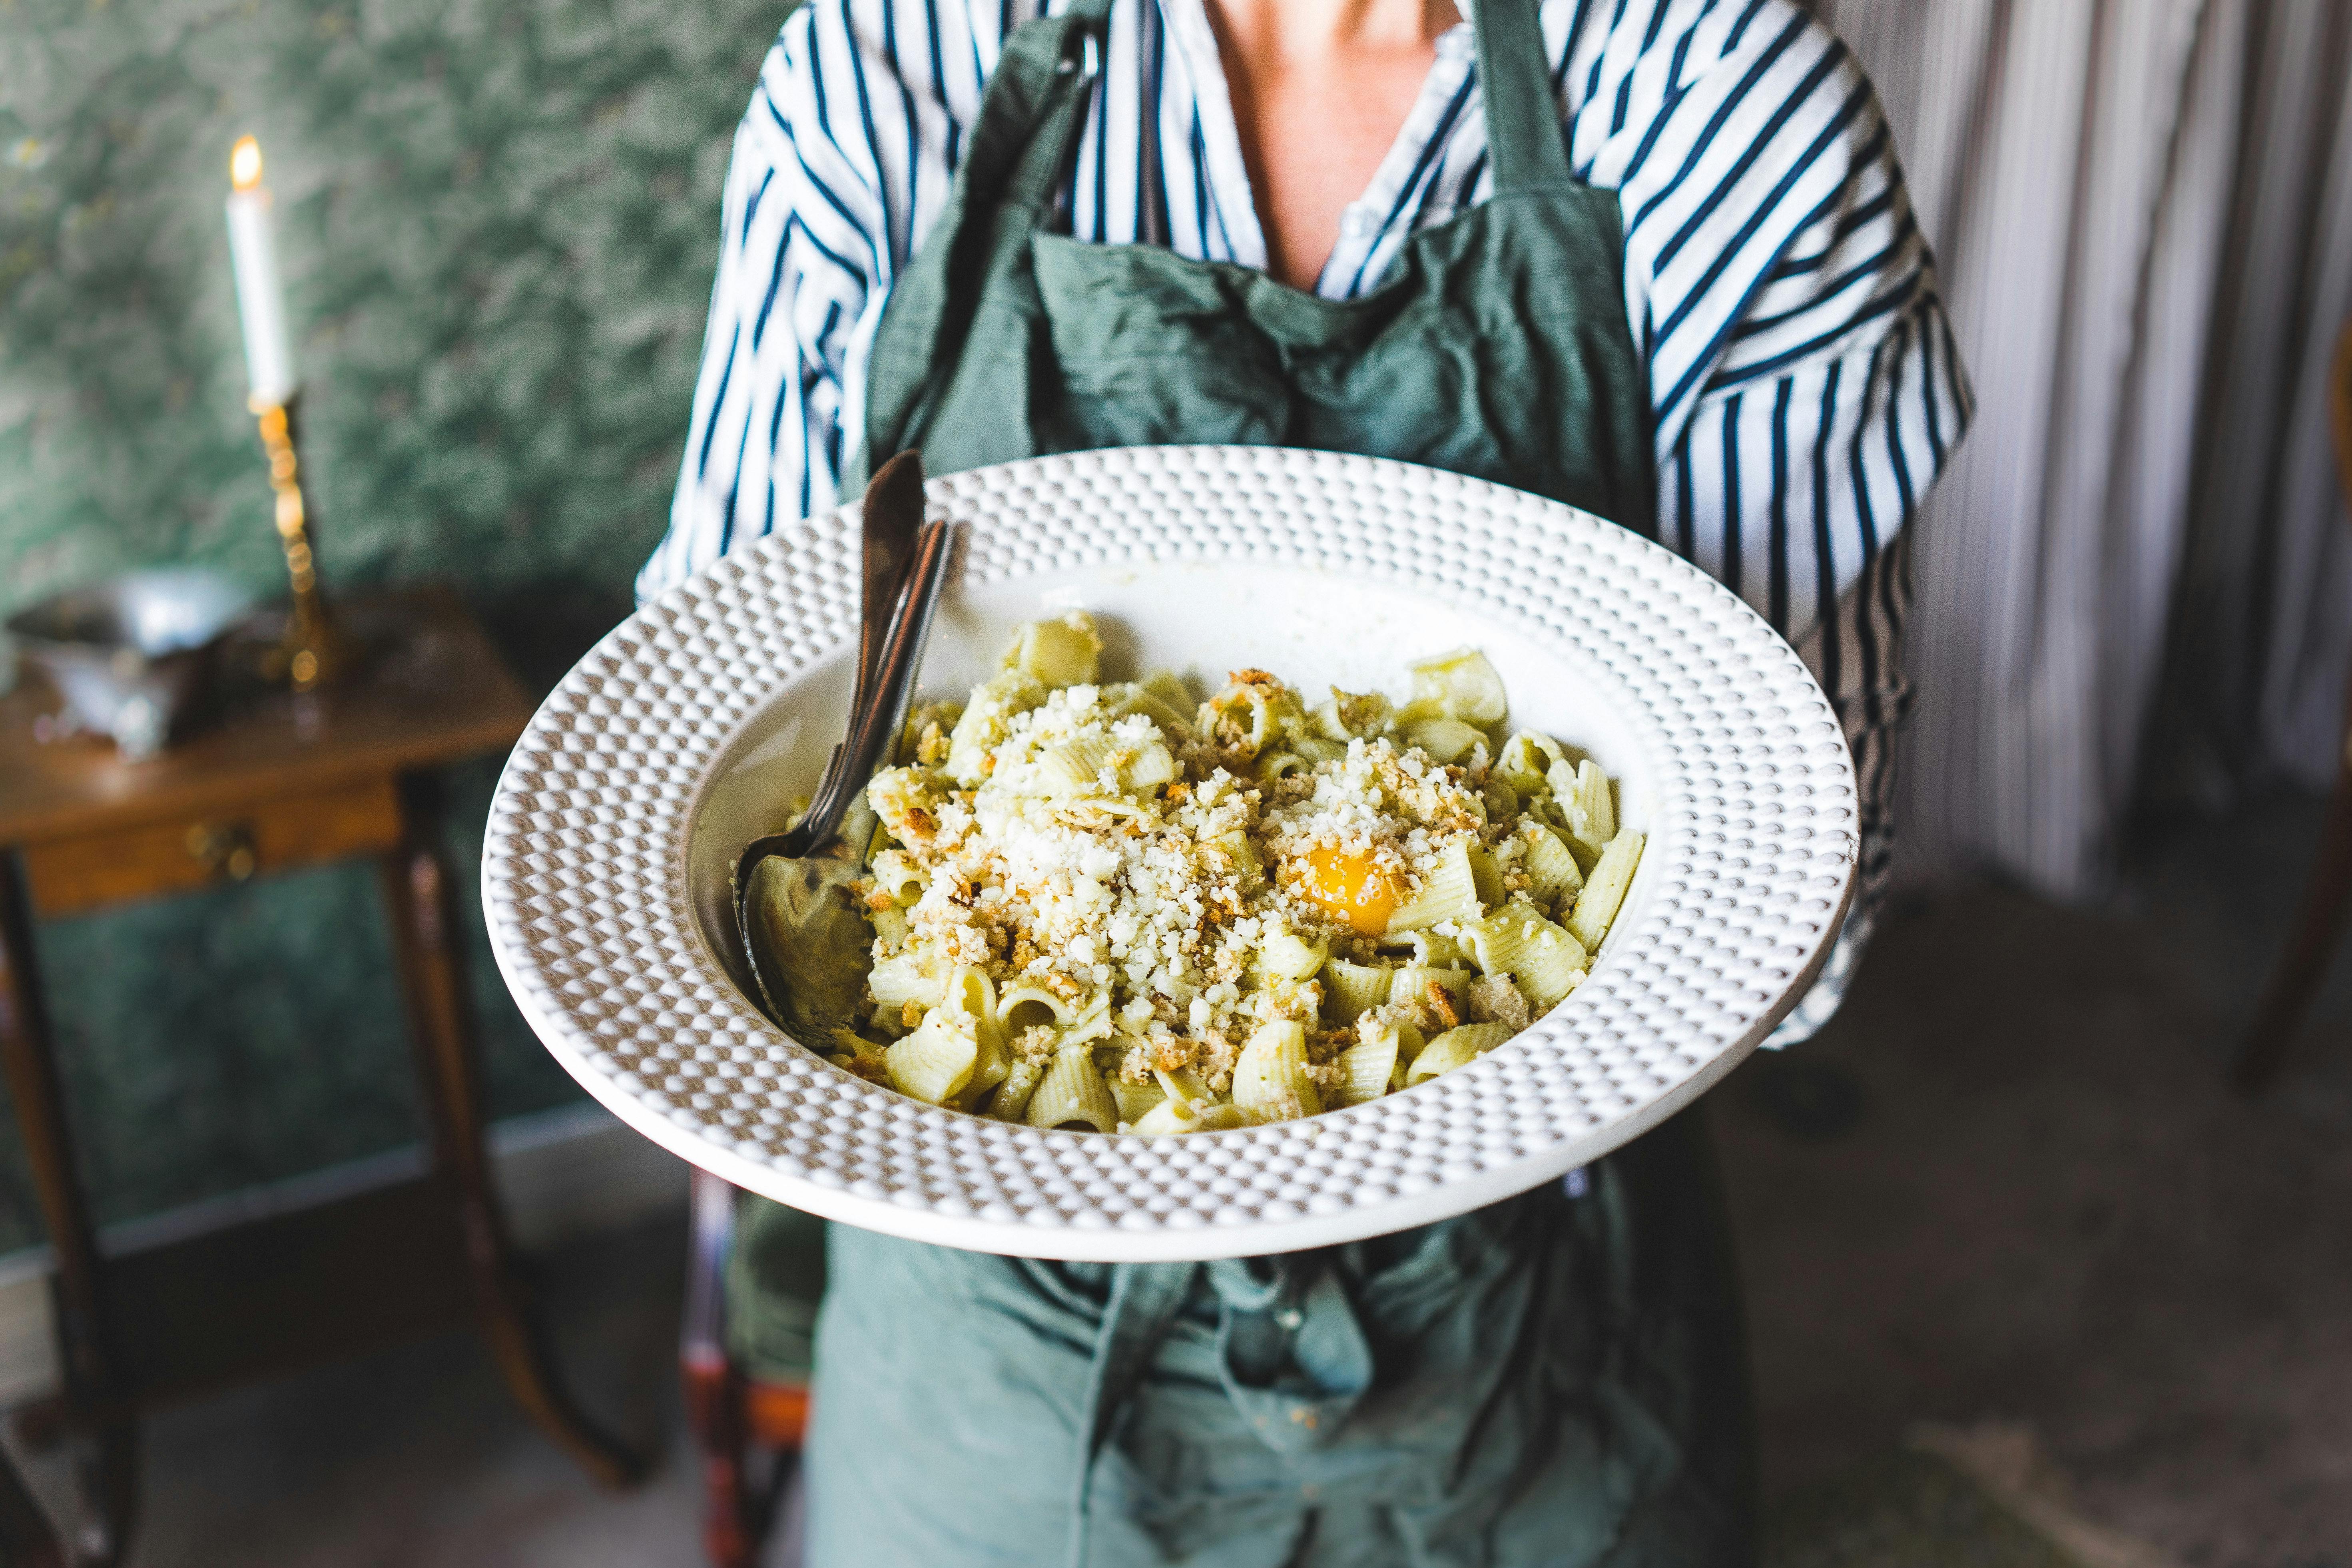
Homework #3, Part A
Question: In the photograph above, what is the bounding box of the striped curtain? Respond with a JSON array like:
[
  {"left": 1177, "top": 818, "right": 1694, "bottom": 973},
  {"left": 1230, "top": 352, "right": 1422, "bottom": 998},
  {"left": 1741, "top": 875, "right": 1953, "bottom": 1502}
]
[{"left": 1808, "top": 0, "right": 2352, "bottom": 896}]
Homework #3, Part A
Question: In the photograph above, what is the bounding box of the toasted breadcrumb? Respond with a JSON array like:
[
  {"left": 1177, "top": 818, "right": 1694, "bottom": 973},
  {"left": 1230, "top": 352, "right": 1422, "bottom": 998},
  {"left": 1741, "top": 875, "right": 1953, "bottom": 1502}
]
[
  {"left": 1468, "top": 975, "right": 1531, "bottom": 1031},
  {"left": 853, "top": 662, "right": 1574, "bottom": 1115}
]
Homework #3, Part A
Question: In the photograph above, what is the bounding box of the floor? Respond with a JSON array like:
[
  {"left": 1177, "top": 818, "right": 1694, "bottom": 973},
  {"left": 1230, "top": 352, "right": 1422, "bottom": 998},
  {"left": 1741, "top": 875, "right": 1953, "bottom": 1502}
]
[
  {"left": 8, "top": 1211, "right": 703, "bottom": 1568},
  {"left": 6, "top": 793, "right": 2347, "bottom": 1567},
  {"left": 1723, "top": 794, "right": 2352, "bottom": 1568}
]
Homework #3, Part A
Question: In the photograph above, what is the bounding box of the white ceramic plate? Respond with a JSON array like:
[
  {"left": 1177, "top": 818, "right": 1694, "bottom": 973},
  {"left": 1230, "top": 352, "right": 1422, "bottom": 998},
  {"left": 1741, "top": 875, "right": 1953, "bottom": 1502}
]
[{"left": 483, "top": 446, "right": 1854, "bottom": 1261}]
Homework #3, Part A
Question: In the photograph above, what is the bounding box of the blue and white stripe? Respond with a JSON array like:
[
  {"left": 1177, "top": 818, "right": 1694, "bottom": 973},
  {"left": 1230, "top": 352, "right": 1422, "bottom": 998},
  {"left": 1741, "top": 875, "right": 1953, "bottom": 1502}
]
[{"left": 642, "top": 0, "right": 1971, "bottom": 1033}]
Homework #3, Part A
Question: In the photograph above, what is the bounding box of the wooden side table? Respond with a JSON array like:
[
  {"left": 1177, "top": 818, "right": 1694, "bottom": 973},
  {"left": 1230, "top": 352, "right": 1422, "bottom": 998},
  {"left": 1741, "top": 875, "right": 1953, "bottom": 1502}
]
[{"left": 0, "top": 584, "right": 638, "bottom": 1564}]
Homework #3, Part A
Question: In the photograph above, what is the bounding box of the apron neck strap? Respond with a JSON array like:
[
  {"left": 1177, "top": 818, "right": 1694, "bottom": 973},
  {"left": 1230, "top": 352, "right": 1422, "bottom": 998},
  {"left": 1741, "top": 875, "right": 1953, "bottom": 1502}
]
[
  {"left": 1473, "top": 0, "right": 1573, "bottom": 194},
  {"left": 1005, "top": 0, "right": 1117, "bottom": 216}
]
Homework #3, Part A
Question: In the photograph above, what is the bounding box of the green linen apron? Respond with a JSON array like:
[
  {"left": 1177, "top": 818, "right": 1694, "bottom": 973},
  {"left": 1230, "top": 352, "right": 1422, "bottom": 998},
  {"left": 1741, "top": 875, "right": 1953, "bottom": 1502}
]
[{"left": 739, "top": 1, "right": 1754, "bottom": 1560}]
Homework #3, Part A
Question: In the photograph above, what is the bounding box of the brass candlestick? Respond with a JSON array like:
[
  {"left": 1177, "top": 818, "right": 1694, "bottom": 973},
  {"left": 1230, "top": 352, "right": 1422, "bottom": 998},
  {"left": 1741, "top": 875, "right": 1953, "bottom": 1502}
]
[{"left": 250, "top": 394, "right": 349, "bottom": 691}]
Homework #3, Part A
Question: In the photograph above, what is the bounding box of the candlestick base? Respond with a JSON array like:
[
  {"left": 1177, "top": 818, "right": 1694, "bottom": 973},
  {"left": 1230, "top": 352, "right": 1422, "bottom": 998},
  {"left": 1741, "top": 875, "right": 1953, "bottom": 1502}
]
[
  {"left": 256, "top": 589, "right": 351, "bottom": 694},
  {"left": 250, "top": 395, "right": 350, "bottom": 694}
]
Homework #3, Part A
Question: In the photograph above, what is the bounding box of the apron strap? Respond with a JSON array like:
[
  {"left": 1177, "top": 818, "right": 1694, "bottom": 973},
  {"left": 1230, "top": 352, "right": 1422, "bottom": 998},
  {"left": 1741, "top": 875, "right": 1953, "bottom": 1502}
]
[
  {"left": 1067, "top": 1260, "right": 1198, "bottom": 1568},
  {"left": 1007, "top": 0, "right": 1116, "bottom": 217},
  {"left": 1475, "top": 0, "right": 1575, "bottom": 195},
  {"left": 855, "top": 0, "right": 1110, "bottom": 483}
]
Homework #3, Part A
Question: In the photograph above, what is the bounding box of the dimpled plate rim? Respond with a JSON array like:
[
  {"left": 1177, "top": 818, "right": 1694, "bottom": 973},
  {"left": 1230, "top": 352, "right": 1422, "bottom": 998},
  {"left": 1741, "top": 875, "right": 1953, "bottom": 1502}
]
[{"left": 482, "top": 446, "right": 1856, "bottom": 1262}]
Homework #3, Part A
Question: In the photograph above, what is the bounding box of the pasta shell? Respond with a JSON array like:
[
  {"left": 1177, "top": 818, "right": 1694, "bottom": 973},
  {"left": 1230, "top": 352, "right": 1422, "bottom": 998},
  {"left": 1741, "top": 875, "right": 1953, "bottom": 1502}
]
[
  {"left": 885, "top": 1010, "right": 981, "bottom": 1105},
  {"left": 1567, "top": 831, "right": 1644, "bottom": 952},
  {"left": 945, "top": 669, "right": 1046, "bottom": 786},
  {"left": 1230, "top": 1021, "right": 1320, "bottom": 1124},
  {"left": 1498, "top": 731, "right": 1567, "bottom": 799},
  {"left": 986, "top": 1057, "right": 1043, "bottom": 1122},
  {"left": 1310, "top": 687, "right": 1392, "bottom": 741},
  {"left": 1131, "top": 1096, "right": 1252, "bottom": 1135},
  {"left": 1386, "top": 838, "right": 1483, "bottom": 931},
  {"left": 1111, "top": 1074, "right": 1168, "bottom": 1127},
  {"left": 869, "top": 950, "right": 945, "bottom": 1010},
  {"left": 1465, "top": 904, "right": 1587, "bottom": 1008},
  {"left": 1335, "top": 1020, "right": 1417, "bottom": 1107},
  {"left": 1025, "top": 1046, "right": 1118, "bottom": 1132},
  {"left": 1403, "top": 717, "right": 1485, "bottom": 764},
  {"left": 1004, "top": 612, "right": 1102, "bottom": 687},
  {"left": 1321, "top": 957, "right": 1393, "bottom": 1023},
  {"left": 1388, "top": 964, "right": 1471, "bottom": 1022},
  {"left": 1406, "top": 648, "right": 1507, "bottom": 726},
  {"left": 1518, "top": 823, "right": 1585, "bottom": 911},
  {"left": 1103, "top": 682, "right": 1194, "bottom": 735},
  {"left": 1555, "top": 759, "right": 1616, "bottom": 865},
  {"left": 1257, "top": 923, "right": 1329, "bottom": 982},
  {"left": 1467, "top": 845, "right": 1504, "bottom": 908},
  {"left": 1403, "top": 1022, "right": 1514, "bottom": 1086}
]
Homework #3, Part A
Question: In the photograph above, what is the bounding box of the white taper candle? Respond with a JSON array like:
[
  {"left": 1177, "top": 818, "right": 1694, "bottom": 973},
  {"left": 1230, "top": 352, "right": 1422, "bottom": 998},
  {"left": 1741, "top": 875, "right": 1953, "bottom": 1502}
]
[{"left": 225, "top": 136, "right": 297, "bottom": 408}]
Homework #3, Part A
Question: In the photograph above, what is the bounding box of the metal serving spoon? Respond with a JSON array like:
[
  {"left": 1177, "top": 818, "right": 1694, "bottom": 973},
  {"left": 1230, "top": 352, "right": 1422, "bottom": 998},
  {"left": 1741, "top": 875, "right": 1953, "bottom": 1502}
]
[{"left": 735, "top": 452, "right": 952, "bottom": 1042}]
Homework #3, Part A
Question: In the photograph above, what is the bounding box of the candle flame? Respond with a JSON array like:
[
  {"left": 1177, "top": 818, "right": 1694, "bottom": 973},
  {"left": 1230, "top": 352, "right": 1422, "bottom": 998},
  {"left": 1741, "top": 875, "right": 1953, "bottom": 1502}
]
[{"left": 230, "top": 136, "right": 263, "bottom": 190}]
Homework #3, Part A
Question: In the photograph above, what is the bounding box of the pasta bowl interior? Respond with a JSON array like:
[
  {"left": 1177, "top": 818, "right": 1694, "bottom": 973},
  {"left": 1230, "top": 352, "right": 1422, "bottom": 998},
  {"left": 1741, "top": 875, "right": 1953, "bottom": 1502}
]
[{"left": 484, "top": 446, "right": 1857, "bottom": 1261}]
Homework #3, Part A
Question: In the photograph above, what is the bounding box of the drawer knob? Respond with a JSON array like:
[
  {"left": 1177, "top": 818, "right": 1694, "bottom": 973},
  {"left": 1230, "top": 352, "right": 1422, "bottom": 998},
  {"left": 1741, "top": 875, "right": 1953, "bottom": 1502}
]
[{"left": 185, "top": 822, "right": 258, "bottom": 882}]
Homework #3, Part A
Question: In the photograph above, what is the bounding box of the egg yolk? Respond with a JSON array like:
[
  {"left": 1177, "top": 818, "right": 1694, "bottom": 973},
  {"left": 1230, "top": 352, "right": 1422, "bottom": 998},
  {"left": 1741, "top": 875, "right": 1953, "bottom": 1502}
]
[{"left": 1302, "top": 847, "right": 1397, "bottom": 937}]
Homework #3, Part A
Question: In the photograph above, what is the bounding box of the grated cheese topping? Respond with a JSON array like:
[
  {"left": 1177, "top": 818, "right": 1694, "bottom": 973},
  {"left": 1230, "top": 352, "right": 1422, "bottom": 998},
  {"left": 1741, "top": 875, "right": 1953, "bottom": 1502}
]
[{"left": 827, "top": 615, "right": 1643, "bottom": 1134}]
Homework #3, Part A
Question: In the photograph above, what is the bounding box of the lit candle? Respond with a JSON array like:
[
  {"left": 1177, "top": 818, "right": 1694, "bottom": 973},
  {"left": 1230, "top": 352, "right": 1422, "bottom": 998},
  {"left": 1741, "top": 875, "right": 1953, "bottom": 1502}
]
[{"left": 224, "top": 136, "right": 297, "bottom": 408}]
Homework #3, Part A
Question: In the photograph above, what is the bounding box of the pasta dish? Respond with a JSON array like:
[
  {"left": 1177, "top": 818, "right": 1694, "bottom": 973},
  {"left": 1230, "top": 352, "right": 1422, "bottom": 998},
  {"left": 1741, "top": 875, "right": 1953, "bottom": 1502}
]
[{"left": 824, "top": 613, "right": 1642, "bottom": 1133}]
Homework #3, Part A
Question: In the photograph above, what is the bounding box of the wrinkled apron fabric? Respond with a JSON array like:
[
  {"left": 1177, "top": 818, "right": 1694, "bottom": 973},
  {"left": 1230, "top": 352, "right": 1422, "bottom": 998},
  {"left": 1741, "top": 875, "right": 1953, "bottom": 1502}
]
[
  {"left": 843, "top": 0, "right": 1652, "bottom": 527},
  {"left": 765, "top": 1, "right": 1754, "bottom": 1561},
  {"left": 802, "top": 1113, "right": 1750, "bottom": 1568}
]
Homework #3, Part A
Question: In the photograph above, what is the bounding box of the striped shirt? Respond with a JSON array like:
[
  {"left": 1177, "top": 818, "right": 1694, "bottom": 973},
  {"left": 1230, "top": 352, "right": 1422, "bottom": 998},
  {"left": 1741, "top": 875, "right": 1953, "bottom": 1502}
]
[{"left": 643, "top": 0, "right": 1971, "bottom": 1040}]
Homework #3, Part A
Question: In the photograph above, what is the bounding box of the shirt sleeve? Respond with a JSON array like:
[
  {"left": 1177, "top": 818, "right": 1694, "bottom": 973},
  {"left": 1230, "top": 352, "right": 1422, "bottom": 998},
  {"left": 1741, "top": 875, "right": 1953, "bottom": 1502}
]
[
  {"left": 636, "top": 10, "right": 892, "bottom": 606},
  {"left": 1564, "top": 0, "right": 1973, "bottom": 1035}
]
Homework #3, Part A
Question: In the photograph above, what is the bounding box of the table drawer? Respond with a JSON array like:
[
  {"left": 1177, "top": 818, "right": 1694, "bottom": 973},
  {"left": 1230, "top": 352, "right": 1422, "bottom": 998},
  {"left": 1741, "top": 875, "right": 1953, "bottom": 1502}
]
[{"left": 18, "top": 776, "right": 405, "bottom": 918}]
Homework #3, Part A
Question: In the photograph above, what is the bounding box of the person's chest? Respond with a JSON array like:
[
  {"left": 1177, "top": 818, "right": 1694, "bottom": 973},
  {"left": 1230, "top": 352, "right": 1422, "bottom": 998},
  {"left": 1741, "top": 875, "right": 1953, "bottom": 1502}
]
[{"left": 883, "top": 0, "right": 1577, "bottom": 303}]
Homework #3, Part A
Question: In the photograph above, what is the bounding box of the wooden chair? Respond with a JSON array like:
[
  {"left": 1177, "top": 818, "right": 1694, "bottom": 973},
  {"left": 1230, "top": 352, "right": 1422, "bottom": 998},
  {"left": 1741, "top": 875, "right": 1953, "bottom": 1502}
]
[
  {"left": 681, "top": 1168, "right": 817, "bottom": 1568},
  {"left": 2235, "top": 323, "right": 2352, "bottom": 1092}
]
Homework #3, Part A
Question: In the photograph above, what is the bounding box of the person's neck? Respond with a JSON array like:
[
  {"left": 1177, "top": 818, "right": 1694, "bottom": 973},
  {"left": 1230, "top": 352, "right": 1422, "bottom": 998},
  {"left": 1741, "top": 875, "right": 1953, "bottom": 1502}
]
[
  {"left": 1206, "top": 0, "right": 1455, "bottom": 66},
  {"left": 1203, "top": 0, "right": 1458, "bottom": 289}
]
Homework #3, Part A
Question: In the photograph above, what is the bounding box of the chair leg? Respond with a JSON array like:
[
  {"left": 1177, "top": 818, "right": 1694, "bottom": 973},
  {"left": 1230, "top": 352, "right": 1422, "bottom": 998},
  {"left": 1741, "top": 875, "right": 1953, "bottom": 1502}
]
[
  {"left": 2235, "top": 746, "right": 2352, "bottom": 1092},
  {"left": 684, "top": 1169, "right": 758, "bottom": 1568},
  {"left": 0, "top": 1435, "right": 66, "bottom": 1568}
]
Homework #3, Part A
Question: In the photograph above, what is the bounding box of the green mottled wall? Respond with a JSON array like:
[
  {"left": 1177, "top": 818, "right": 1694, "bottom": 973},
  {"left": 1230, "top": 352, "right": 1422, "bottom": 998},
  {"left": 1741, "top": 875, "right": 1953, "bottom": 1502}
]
[{"left": 0, "top": 0, "right": 786, "bottom": 1251}]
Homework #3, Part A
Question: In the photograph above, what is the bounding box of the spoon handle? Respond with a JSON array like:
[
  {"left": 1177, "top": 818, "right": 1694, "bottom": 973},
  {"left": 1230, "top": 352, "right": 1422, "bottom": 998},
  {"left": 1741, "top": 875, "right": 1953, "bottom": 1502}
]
[
  {"left": 853, "top": 451, "right": 926, "bottom": 711},
  {"left": 775, "top": 517, "right": 951, "bottom": 858},
  {"left": 862, "top": 518, "right": 953, "bottom": 765},
  {"left": 798, "top": 451, "right": 925, "bottom": 827}
]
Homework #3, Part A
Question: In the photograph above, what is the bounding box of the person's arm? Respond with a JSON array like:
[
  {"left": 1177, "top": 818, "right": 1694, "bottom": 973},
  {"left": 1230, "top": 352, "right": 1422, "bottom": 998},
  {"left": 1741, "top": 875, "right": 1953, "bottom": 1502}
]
[
  {"left": 639, "top": 6, "right": 930, "bottom": 604},
  {"left": 641, "top": 1, "right": 1047, "bottom": 605},
  {"left": 1570, "top": 0, "right": 1972, "bottom": 1026}
]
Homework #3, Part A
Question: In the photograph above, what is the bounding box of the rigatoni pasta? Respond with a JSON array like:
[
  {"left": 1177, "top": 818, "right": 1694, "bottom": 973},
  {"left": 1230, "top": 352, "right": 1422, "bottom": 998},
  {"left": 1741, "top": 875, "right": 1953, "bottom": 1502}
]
[{"left": 819, "top": 612, "right": 1646, "bottom": 1132}]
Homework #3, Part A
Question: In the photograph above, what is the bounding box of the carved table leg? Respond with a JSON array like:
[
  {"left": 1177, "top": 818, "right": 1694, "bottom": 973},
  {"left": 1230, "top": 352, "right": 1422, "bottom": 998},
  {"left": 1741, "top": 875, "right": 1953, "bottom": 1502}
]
[
  {"left": 0, "top": 853, "right": 137, "bottom": 1566},
  {"left": 375, "top": 778, "right": 643, "bottom": 1489}
]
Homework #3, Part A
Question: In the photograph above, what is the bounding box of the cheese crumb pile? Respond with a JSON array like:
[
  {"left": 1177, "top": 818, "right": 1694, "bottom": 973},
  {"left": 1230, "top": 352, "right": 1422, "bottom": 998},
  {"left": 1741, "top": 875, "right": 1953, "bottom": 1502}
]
[{"left": 825, "top": 612, "right": 1645, "bottom": 1134}]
